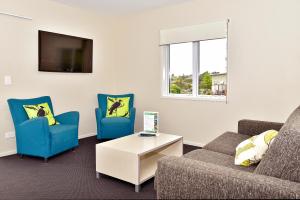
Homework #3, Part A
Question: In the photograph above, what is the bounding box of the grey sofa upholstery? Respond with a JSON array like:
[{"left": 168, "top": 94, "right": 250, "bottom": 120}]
[{"left": 155, "top": 114, "right": 300, "bottom": 199}]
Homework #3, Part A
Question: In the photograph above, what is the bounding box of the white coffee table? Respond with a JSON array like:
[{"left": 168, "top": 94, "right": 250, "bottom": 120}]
[{"left": 95, "top": 133, "right": 183, "bottom": 192}]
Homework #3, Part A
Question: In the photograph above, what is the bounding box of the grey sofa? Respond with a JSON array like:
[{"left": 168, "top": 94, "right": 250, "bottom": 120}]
[{"left": 155, "top": 107, "right": 300, "bottom": 199}]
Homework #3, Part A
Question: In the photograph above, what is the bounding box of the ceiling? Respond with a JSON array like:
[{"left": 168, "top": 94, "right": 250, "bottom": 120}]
[{"left": 52, "top": 0, "right": 190, "bottom": 15}]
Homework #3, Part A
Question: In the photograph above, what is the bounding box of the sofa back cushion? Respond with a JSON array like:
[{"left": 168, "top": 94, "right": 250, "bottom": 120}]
[{"left": 254, "top": 106, "right": 300, "bottom": 183}]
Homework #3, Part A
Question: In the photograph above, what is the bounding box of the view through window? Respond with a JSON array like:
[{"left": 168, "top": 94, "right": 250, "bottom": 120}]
[
  {"left": 199, "top": 38, "right": 227, "bottom": 96},
  {"left": 169, "top": 42, "right": 193, "bottom": 95},
  {"left": 167, "top": 38, "right": 227, "bottom": 99}
]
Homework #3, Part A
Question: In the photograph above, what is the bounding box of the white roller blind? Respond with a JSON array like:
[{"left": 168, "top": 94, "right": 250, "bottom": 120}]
[{"left": 160, "top": 20, "right": 228, "bottom": 45}]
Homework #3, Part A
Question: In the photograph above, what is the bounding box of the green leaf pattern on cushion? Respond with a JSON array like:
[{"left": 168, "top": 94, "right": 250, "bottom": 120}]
[
  {"left": 236, "top": 142, "right": 255, "bottom": 157},
  {"left": 264, "top": 130, "right": 278, "bottom": 144},
  {"left": 235, "top": 130, "right": 278, "bottom": 167},
  {"left": 23, "top": 103, "right": 59, "bottom": 126},
  {"left": 105, "top": 97, "right": 130, "bottom": 118}
]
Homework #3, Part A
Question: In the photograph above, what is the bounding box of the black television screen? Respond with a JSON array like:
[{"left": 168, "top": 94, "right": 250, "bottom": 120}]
[{"left": 39, "top": 31, "right": 93, "bottom": 73}]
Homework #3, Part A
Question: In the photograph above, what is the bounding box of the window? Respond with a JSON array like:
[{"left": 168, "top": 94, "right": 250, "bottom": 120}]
[
  {"left": 162, "top": 38, "right": 227, "bottom": 100},
  {"left": 161, "top": 20, "right": 228, "bottom": 101}
]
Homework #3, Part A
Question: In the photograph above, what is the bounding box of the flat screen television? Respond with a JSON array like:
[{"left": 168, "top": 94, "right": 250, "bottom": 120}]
[{"left": 39, "top": 30, "right": 93, "bottom": 73}]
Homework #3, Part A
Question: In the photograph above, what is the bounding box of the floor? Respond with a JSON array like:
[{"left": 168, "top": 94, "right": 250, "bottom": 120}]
[{"left": 0, "top": 136, "right": 199, "bottom": 200}]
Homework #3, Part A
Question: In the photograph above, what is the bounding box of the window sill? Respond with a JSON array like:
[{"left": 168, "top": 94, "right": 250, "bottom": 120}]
[{"left": 161, "top": 95, "right": 227, "bottom": 102}]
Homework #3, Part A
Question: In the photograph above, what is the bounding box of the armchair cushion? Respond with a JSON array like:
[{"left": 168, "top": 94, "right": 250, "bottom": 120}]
[
  {"left": 101, "top": 117, "right": 131, "bottom": 127},
  {"left": 8, "top": 96, "right": 54, "bottom": 125},
  {"left": 100, "top": 117, "right": 132, "bottom": 139},
  {"left": 97, "top": 94, "right": 134, "bottom": 116},
  {"left": 23, "top": 102, "right": 59, "bottom": 126},
  {"left": 106, "top": 96, "right": 130, "bottom": 118}
]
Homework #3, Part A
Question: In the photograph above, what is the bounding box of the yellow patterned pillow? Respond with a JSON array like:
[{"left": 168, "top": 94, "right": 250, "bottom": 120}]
[
  {"left": 106, "top": 97, "right": 130, "bottom": 118},
  {"left": 23, "top": 103, "right": 59, "bottom": 126},
  {"left": 235, "top": 130, "right": 278, "bottom": 166}
]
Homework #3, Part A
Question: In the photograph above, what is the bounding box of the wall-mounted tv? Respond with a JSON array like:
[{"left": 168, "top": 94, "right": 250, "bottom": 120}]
[{"left": 39, "top": 30, "right": 93, "bottom": 73}]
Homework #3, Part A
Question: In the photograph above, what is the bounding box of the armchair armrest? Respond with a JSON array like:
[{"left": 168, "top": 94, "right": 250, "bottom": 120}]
[
  {"left": 55, "top": 111, "right": 79, "bottom": 125},
  {"left": 130, "top": 107, "right": 136, "bottom": 122},
  {"left": 238, "top": 119, "right": 284, "bottom": 136},
  {"left": 130, "top": 107, "right": 136, "bottom": 132},
  {"left": 95, "top": 108, "right": 104, "bottom": 121},
  {"left": 95, "top": 108, "right": 104, "bottom": 133},
  {"left": 155, "top": 156, "right": 300, "bottom": 199},
  {"left": 17, "top": 117, "right": 50, "bottom": 151}
]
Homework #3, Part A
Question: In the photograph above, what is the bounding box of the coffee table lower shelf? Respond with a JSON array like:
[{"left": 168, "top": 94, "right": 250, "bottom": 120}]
[{"left": 95, "top": 134, "right": 183, "bottom": 192}]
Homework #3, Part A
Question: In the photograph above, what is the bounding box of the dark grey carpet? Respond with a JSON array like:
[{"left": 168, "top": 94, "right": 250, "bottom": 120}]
[{"left": 0, "top": 136, "right": 199, "bottom": 200}]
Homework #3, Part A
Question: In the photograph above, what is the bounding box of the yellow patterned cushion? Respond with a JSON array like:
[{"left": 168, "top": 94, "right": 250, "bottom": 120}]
[
  {"left": 235, "top": 130, "right": 278, "bottom": 166},
  {"left": 23, "top": 103, "right": 59, "bottom": 126},
  {"left": 105, "top": 97, "right": 130, "bottom": 118}
]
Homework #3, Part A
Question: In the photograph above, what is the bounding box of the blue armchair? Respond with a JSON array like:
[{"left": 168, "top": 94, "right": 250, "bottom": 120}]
[
  {"left": 95, "top": 94, "right": 135, "bottom": 139},
  {"left": 7, "top": 96, "right": 79, "bottom": 162}
]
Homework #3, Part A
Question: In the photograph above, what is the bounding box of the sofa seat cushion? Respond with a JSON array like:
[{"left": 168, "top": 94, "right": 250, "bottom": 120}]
[
  {"left": 255, "top": 106, "right": 300, "bottom": 183},
  {"left": 203, "top": 132, "right": 250, "bottom": 156},
  {"left": 184, "top": 149, "right": 256, "bottom": 172}
]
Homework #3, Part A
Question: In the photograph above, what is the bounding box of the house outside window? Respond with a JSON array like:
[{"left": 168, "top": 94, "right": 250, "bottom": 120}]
[{"left": 198, "top": 38, "right": 227, "bottom": 97}]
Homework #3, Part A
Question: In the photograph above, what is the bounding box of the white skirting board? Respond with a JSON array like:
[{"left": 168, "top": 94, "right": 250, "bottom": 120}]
[
  {"left": 0, "top": 149, "right": 17, "bottom": 158},
  {"left": 0, "top": 133, "right": 97, "bottom": 158},
  {"left": 0, "top": 133, "right": 203, "bottom": 157},
  {"left": 78, "top": 132, "right": 97, "bottom": 139}
]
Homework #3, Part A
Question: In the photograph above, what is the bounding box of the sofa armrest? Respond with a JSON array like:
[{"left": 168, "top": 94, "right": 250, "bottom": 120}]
[
  {"left": 238, "top": 119, "right": 284, "bottom": 136},
  {"left": 17, "top": 117, "right": 50, "bottom": 152},
  {"left": 155, "top": 156, "right": 300, "bottom": 199},
  {"left": 55, "top": 111, "right": 79, "bottom": 125}
]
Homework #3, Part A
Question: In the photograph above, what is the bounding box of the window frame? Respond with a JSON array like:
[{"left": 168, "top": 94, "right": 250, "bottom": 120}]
[{"left": 161, "top": 38, "right": 228, "bottom": 102}]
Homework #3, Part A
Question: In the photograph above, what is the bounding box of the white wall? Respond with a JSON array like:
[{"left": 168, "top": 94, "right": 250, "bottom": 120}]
[
  {"left": 113, "top": 0, "right": 300, "bottom": 146},
  {"left": 0, "top": 0, "right": 117, "bottom": 154},
  {"left": 1, "top": 0, "right": 300, "bottom": 155}
]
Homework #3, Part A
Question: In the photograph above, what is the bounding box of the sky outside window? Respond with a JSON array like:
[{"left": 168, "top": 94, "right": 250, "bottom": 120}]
[
  {"left": 169, "top": 42, "right": 193, "bottom": 76},
  {"left": 199, "top": 38, "right": 227, "bottom": 74},
  {"left": 169, "top": 39, "right": 227, "bottom": 76},
  {"left": 169, "top": 42, "right": 193, "bottom": 94},
  {"left": 199, "top": 38, "right": 227, "bottom": 96}
]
